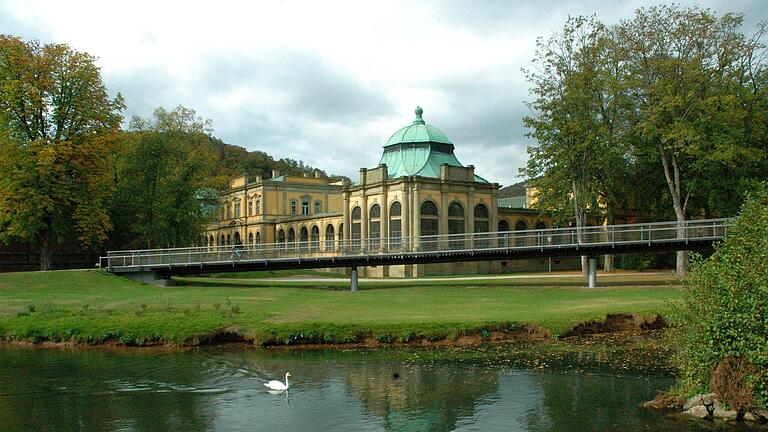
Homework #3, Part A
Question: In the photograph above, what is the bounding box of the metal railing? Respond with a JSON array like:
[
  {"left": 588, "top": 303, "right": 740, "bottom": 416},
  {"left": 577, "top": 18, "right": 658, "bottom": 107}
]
[{"left": 104, "top": 218, "right": 730, "bottom": 272}]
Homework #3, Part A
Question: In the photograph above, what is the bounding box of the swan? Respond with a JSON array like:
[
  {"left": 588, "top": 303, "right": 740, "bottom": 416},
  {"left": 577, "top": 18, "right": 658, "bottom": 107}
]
[{"left": 264, "top": 372, "right": 291, "bottom": 391}]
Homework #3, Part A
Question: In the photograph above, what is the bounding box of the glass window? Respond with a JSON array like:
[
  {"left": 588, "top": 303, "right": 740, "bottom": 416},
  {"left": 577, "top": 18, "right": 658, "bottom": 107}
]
[
  {"left": 389, "top": 202, "right": 402, "bottom": 250},
  {"left": 288, "top": 228, "right": 296, "bottom": 249},
  {"left": 302, "top": 201, "right": 310, "bottom": 215},
  {"left": 389, "top": 201, "right": 401, "bottom": 217},
  {"left": 255, "top": 200, "right": 260, "bottom": 214},
  {"left": 226, "top": 204, "right": 231, "bottom": 219},
  {"left": 315, "top": 200, "right": 322, "bottom": 214},
  {"left": 351, "top": 206, "right": 361, "bottom": 220},
  {"left": 420, "top": 201, "right": 439, "bottom": 251},
  {"left": 325, "top": 224, "right": 335, "bottom": 250},
  {"left": 300, "top": 227, "right": 308, "bottom": 251},
  {"left": 248, "top": 200, "right": 252, "bottom": 216},
  {"left": 290, "top": 200, "right": 297, "bottom": 215},
  {"left": 474, "top": 204, "right": 489, "bottom": 248},
  {"left": 234, "top": 201, "right": 241, "bottom": 218},
  {"left": 311, "top": 226, "right": 319, "bottom": 251}
]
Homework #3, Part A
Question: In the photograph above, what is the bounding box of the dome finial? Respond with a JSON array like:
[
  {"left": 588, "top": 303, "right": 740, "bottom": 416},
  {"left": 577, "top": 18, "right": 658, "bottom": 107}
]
[{"left": 413, "top": 106, "right": 425, "bottom": 125}]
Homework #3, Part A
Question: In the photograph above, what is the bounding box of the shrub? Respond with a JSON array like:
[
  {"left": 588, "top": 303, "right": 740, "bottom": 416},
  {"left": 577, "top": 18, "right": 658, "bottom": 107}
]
[{"left": 675, "top": 185, "right": 768, "bottom": 409}]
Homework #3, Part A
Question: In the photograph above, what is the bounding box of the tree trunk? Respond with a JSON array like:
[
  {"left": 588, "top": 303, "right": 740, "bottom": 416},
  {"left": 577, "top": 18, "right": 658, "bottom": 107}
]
[
  {"left": 604, "top": 203, "right": 615, "bottom": 272},
  {"left": 39, "top": 231, "right": 53, "bottom": 271},
  {"left": 659, "top": 148, "right": 688, "bottom": 276},
  {"left": 572, "top": 180, "right": 588, "bottom": 277}
]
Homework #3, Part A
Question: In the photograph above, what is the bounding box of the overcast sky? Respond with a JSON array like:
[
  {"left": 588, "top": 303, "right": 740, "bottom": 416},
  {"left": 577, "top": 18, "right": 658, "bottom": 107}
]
[{"left": 1, "top": 0, "right": 764, "bottom": 186}]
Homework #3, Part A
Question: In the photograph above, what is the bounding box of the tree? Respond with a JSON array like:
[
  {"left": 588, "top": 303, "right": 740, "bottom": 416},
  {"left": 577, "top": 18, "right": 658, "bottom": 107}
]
[
  {"left": 522, "top": 16, "right": 630, "bottom": 274},
  {"left": 0, "top": 35, "right": 124, "bottom": 270},
  {"left": 113, "top": 106, "right": 215, "bottom": 249},
  {"left": 615, "top": 6, "right": 766, "bottom": 275}
]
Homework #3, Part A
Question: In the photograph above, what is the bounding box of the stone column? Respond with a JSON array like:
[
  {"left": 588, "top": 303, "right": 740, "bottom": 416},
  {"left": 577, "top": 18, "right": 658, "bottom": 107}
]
[
  {"left": 489, "top": 187, "right": 499, "bottom": 247},
  {"left": 402, "top": 181, "right": 411, "bottom": 249},
  {"left": 466, "top": 188, "right": 475, "bottom": 248},
  {"left": 342, "top": 190, "right": 350, "bottom": 252}
]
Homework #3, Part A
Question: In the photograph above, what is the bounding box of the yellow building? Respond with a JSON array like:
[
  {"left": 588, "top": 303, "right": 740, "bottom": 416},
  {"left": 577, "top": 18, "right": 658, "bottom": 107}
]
[{"left": 207, "top": 107, "right": 553, "bottom": 276}]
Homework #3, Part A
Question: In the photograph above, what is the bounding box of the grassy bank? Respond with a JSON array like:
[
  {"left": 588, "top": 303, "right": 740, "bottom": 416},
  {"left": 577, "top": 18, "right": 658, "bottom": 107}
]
[{"left": 0, "top": 270, "right": 682, "bottom": 346}]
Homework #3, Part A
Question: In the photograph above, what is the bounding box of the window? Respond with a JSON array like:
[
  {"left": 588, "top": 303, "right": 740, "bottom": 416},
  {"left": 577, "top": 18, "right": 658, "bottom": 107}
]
[
  {"left": 338, "top": 223, "right": 344, "bottom": 242},
  {"left": 277, "top": 229, "right": 285, "bottom": 248},
  {"left": 448, "top": 202, "right": 464, "bottom": 249},
  {"left": 311, "top": 226, "right": 319, "bottom": 251},
  {"left": 389, "top": 202, "right": 401, "bottom": 249},
  {"left": 256, "top": 232, "right": 261, "bottom": 245},
  {"left": 288, "top": 228, "right": 296, "bottom": 249},
  {"left": 325, "top": 224, "right": 335, "bottom": 250},
  {"left": 226, "top": 234, "right": 231, "bottom": 245},
  {"left": 498, "top": 220, "right": 511, "bottom": 247},
  {"left": 300, "top": 227, "right": 309, "bottom": 251},
  {"left": 220, "top": 207, "right": 225, "bottom": 221},
  {"left": 209, "top": 235, "right": 214, "bottom": 247},
  {"left": 290, "top": 200, "right": 297, "bottom": 215},
  {"left": 474, "top": 204, "right": 489, "bottom": 248},
  {"left": 247, "top": 200, "right": 253, "bottom": 216},
  {"left": 420, "top": 201, "right": 439, "bottom": 251},
  {"left": 226, "top": 204, "right": 231, "bottom": 220},
  {"left": 515, "top": 220, "right": 528, "bottom": 247},
  {"left": 315, "top": 200, "right": 322, "bottom": 214},
  {"left": 351, "top": 206, "right": 361, "bottom": 248},
  {"left": 535, "top": 221, "right": 547, "bottom": 246},
  {"left": 302, "top": 200, "right": 310, "bottom": 216},
  {"left": 369, "top": 204, "right": 381, "bottom": 249},
  {"left": 498, "top": 220, "right": 510, "bottom": 232},
  {"left": 220, "top": 235, "right": 225, "bottom": 246},
  {"left": 255, "top": 199, "right": 260, "bottom": 215},
  {"left": 234, "top": 201, "right": 241, "bottom": 218},
  {"left": 248, "top": 232, "right": 253, "bottom": 244}
]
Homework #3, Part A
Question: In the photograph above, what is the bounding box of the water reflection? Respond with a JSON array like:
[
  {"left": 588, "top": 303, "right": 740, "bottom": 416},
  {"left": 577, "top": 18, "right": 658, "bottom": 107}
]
[{"left": 0, "top": 345, "right": 721, "bottom": 432}]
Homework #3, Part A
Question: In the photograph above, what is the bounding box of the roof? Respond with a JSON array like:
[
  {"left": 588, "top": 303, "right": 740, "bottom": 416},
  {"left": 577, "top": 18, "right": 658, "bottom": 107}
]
[{"left": 377, "top": 107, "right": 488, "bottom": 183}]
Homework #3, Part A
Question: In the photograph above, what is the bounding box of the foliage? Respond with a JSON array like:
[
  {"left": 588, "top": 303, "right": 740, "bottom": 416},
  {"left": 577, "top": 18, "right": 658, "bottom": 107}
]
[
  {"left": 523, "top": 6, "right": 768, "bottom": 275},
  {"left": 0, "top": 35, "right": 124, "bottom": 269},
  {"left": 675, "top": 185, "right": 768, "bottom": 408},
  {"left": 111, "top": 106, "right": 215, "bottom": 249}
]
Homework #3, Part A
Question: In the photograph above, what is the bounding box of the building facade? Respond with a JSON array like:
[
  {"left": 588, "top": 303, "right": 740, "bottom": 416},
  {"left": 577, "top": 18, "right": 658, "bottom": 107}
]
[{"left": 207, "top": 107, "right": 555, "bottom": 277}]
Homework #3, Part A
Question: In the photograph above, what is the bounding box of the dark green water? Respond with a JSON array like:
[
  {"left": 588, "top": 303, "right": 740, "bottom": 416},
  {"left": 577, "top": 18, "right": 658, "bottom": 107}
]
[{"left": 0, "top": 344, "right": 745, "bottom": 431}]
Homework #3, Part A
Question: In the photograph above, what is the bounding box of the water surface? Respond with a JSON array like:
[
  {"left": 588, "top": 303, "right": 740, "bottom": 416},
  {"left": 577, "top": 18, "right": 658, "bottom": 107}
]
[{"left": 0, "top": 344, "right": 740, "bottom": 431}]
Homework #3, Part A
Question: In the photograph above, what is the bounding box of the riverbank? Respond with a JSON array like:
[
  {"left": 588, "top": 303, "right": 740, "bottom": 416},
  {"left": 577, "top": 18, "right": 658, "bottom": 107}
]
[{"left": 0, "top": 270, "right": 681, "bottom": 348}]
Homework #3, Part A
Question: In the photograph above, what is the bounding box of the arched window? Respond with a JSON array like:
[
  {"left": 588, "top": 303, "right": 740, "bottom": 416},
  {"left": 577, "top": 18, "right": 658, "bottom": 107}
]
[
  {"left": 226, "top": 234, "right": 231, "bottom": 245},
  {"left": 277, "top": 229, "right": 286, "bottom": 249},
  {"left": 256, "top": 232, "right": 261, "bottom": 245},
  {"left": 448, "top": 202, "right": 465, "bottom": 249},
  {"left": 389, "top": 202, "right": 402, "bottom": 249},
  {"left": 498, "top": 220, "right": 510, "bottom": 232},
  {"left": 288, "top": 228, "right": 296, "bottom": 250},
  {"left": 515, "top": 220, "right": 528, "bottom": 247},
  {"left": 474, "top": 204, "right": 489, "bottom": 248},
  {"left": 234, "top": 200, "right": 241, "bottom": 218},
  {"left": 226, "top": 204, "right": 232, "bottom": 220},
  {"left": 338, "top": 223, "right": 344, "bottom": 243},
  {"left": 220, "top": 234, "right": 225, "bottom": 246},
  {"left": 311, "top": 225, "right": 320, "bottom": 251},
  {"left": 247, "top": 199, "right": 253, "bottom": 216},
  {"left": 369, "top": 204, "right": 381, "bottom": 249},
  {"left": 351, "top": 206, "right": 362, "bottom": 248},
  {"left": 209, "top": 235, "right": 214, "bottom": 248},
  {"left": 325, "top": 224, "right": 335, "bottom": 251},
  {"left": 255, "top": 199, "right": 260, "bottom": 215},
  {"left": 234, "top": 232, "right": 241, "bottom": 244},
  {"left": 498, "top": 220, "right": 511, "bottom": 247},
  {"left": 420, "top": 200, "right": 439, "bottom": 250},
  {"left": 300, "top": 227, "right": 309, "bottom": 251},
  {"left": 248, "top": 232, "right": 253, "bottom": 244}
]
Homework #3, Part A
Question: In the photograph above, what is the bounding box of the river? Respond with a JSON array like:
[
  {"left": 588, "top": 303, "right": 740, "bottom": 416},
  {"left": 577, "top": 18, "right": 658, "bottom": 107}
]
[{"left": 0, "top": 343, "right": 741, "bottom": 431}]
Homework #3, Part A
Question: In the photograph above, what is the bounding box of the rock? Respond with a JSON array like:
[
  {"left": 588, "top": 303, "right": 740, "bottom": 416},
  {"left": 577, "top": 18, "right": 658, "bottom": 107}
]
[
  {"left": 712, "top": 402, "right": 738, "bottom": 421},
  {"left": 743, "top": 411, "right": 759, "bottom": 422},
  {"left": 683, "top": 395, "right": 705, "bottom": 410},
  {"left": 755, "top": 409, "right": 768, "bottom": 421},
  {"left": 700, "top": 393, "right": 716, "bottom": 406},
  {"left": 684, "top": 405, "right": 710, "bottom": 419}
]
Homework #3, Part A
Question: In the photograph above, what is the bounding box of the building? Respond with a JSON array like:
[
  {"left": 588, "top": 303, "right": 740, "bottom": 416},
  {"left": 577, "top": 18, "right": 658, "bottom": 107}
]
[{"left": 207, "top": 107, "right": 554, "bottom": 277}]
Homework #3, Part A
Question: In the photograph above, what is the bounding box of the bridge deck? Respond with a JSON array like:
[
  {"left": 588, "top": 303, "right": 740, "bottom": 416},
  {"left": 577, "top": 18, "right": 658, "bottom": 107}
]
[{"left": 104, "top": 218, "right": 729, "bottom": 278}]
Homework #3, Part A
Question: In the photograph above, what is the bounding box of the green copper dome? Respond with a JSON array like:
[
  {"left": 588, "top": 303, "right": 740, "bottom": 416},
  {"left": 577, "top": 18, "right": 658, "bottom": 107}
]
[
  {"left": 378, "top": 107, "right": 488, "bottom": 183},
  {"left": 384, "top": 106, "right": 453, "bottom": 146}
]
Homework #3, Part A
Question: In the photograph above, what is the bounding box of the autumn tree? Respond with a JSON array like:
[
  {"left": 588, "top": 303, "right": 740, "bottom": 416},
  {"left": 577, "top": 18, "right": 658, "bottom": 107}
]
[
  {"left": 0, "top": 35, "right": 124, "bottom": 270},
  {"left": 113, "top": 106, "right": 215, "bottom": 249}
]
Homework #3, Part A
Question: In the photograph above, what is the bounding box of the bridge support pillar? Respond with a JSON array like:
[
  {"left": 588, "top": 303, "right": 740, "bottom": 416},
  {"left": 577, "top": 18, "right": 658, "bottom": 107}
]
[
  {"left": 587, "top": 256, "right": 598, "bottom": 288},
  {"left": 350, "top": 266, "right": 359, "bottom": 292}
]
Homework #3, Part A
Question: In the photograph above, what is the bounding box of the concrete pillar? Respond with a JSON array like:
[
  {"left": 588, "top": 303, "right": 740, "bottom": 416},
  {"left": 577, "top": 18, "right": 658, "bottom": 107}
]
[
  {"left": 350, "top": 266, "right": 359, "bottom": 292},
  {"left": 588, "top": 256, "right": 598, "bottom": 288}
]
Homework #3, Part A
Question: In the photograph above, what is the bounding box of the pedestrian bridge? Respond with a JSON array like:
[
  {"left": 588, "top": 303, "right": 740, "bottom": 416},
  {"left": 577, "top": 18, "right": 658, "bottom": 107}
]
[{"left": 103, "top": 218, "right": 730, "bottom": 289}]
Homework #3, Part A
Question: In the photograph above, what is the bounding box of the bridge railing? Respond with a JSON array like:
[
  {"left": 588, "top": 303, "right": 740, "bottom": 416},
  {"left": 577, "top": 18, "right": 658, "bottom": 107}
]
[{"left": 104, "top": 218, "right": 730, "bottom": 272}]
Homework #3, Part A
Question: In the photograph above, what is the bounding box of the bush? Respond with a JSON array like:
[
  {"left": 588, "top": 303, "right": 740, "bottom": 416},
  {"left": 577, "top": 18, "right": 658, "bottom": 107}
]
[{"left": 675, "top": 185, "right": 768, "bottom": 409}]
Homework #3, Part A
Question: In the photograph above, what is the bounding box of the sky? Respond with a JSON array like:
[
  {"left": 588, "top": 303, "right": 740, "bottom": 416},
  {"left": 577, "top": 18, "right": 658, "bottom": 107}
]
[{"left": 1, "top": 0, "right": 764, "bottom": 186}]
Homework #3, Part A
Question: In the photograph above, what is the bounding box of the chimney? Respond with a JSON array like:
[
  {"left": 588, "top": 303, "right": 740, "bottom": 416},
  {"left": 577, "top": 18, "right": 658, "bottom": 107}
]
[{"left": 272, "top": 169, "right": 280, "bottom": 178}]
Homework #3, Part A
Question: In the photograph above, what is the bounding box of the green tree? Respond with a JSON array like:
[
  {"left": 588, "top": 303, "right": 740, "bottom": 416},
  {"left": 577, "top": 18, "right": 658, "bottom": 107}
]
[
  {"left": 615, "top": 6, "right": 766, "bottom": 275},
  {"left": 114, "top": 106, "right": 215, "bottom": 249},
  {"left": 0, "top": 35, "right": 124, "bottom": 269}
]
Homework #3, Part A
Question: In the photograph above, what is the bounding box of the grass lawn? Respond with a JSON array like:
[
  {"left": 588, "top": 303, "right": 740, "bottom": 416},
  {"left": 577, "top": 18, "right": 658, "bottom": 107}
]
[{"left": 0, "top": 270, "right": 683, "bottom": 346}]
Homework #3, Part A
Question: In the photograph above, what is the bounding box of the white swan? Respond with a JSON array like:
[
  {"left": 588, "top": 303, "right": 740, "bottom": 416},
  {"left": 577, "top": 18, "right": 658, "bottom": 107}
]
[{"left": 264, "top": 372, "right": 291, "bottom": 391}]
